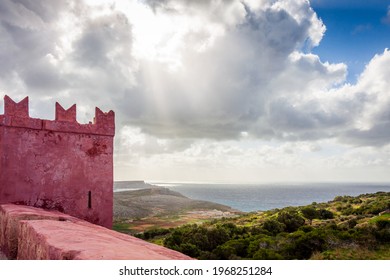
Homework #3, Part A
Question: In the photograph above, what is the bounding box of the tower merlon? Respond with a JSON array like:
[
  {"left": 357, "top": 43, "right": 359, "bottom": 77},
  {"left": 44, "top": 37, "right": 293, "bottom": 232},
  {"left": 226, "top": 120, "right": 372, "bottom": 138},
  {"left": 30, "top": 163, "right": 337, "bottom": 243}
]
[
  {"left": 93, "top": 107, "right": 115, "bottom": 136},
  {"left": 55, "top": 102, "right": 77, "bottom": 123},
  {"left": 4, "top": 95, "right": 29, "bottom": 118}
]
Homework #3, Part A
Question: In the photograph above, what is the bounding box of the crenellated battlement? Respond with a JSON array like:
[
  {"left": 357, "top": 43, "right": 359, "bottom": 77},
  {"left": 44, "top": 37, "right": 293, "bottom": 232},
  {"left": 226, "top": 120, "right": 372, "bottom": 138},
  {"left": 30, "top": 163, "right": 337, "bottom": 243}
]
[{"left": 0, "top": 95, "right": 115, "bottom": 136}]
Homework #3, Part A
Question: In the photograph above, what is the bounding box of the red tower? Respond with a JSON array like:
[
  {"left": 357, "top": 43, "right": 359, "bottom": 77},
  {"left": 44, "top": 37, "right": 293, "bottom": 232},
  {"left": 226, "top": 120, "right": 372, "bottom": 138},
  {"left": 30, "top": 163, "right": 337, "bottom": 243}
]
[{"left": 0, "top": 95, "right": 115, "bottom": 228}]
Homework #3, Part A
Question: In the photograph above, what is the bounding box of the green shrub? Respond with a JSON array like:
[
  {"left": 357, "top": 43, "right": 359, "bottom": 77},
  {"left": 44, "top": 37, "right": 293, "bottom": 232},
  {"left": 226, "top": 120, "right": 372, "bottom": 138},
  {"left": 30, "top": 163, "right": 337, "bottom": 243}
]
[
  {"left": 277, "top": 211, "right": 305, "bottom": 232},
  {"left": 285, "top": 230, "right": 327, "bottom": 259},
  {"left": 179, "top": 243, "right": 201, "bottom": 257},
  {"left": 376, "top": 220, "right": 390, "bottom": 230},
  {"left": 213, "top": 239, "right": 249, "bottom": 259},
  {"left": 347, "top": 219, "right": 358, "bottom": 229},
  {"left": 301, "top": 207, "right": 318, "bottom": 224},
  {"left": 142, "top": 228, "right": 171, "bottom": 239},
  {"left": 318, "top": 209, "right": 334, "bottom": 220},
  {"left": 253, "top": 249, "right": 283, "bottom": 260},
  {"left": 263, "top": 219, "right": 286, "bottom": 235}
]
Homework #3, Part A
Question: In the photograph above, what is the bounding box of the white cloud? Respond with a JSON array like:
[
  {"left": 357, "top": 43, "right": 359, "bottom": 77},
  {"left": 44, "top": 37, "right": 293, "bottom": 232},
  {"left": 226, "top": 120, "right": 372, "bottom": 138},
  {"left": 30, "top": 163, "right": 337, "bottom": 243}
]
[
  {"left": 336, "top": 49, "right": 390, "bottom": 146},
  {"left": 0, "top": 0, "right": 331, "bottom": 138},
  {"left": 1, "top": 0, "right": 390, "bottom": 181},
  {"left": 111, "top": 0, "right": 333, "bottom": 140}
]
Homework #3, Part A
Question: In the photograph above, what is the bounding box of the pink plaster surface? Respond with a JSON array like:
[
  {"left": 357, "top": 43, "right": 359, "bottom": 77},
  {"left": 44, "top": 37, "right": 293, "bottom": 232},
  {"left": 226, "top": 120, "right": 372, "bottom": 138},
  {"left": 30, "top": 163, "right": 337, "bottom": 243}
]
[
  {"left": 0, "top": 204, "right": 192, "bottom": 260},
  {"left": 18, "top": 220, "right": 192, "bottom": 260},
  {"left": 0, "top": 95, "right": 114, "bottom": 228},
  {"left": 0, "top": 204, "right": 74, "bottom": 259}
]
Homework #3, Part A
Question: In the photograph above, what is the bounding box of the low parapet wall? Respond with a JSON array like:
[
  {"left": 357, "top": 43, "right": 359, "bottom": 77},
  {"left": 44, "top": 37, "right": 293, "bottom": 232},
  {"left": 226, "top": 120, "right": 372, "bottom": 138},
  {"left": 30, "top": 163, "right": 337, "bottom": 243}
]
[{"left": 0, "top": 204, "right": 192, "bottom": 260}]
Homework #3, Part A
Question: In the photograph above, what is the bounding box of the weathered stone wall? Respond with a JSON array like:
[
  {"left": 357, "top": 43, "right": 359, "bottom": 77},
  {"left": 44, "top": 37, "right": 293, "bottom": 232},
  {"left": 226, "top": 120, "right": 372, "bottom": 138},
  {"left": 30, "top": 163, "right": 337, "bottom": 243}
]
[
  {"left": 0, "top": 204, "right": 192, "bottom": 260},
  {"left": 0, "top": 204, "right": 73, "bottom": 259},
  {"left": 0, "top": 96, "right": 114, "bottom": 228}
]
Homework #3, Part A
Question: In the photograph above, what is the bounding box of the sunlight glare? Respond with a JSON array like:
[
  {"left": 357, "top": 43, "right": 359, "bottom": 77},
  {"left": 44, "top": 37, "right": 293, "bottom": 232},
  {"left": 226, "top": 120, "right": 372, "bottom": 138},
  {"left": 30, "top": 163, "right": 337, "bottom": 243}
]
[{"left": 114, "top": 0, "right": 188, "bottom": 70}]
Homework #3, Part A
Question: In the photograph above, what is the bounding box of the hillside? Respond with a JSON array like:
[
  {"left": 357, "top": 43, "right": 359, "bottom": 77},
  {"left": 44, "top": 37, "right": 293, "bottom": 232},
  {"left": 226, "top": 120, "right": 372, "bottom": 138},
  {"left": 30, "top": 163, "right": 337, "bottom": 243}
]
[
  {"left": 136, "top": 191, "right": 390, "bottom": 260},
  {"left": 113, "top": 187, "right": 240, "bottom": 233},
  {"left": 114, "top": 181, "right": 160, "bottom": 191}
]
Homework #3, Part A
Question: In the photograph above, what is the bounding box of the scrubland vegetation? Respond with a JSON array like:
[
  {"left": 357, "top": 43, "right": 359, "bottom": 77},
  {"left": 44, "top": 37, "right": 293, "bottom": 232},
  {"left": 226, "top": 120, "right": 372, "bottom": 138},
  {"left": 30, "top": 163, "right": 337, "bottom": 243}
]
[
  {"left": 113, "top": 187, "right": 239, "bottom": 234},
  {"left": 135, "top": 192, "right": 390, "bottom": 259}
]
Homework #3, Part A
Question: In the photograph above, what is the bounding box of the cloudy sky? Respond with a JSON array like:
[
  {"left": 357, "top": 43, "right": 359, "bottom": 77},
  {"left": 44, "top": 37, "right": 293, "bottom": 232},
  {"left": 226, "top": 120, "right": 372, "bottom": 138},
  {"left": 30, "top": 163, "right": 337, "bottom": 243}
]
[{"left": 1, "top": 0, "right": 390, "bottom": 183}]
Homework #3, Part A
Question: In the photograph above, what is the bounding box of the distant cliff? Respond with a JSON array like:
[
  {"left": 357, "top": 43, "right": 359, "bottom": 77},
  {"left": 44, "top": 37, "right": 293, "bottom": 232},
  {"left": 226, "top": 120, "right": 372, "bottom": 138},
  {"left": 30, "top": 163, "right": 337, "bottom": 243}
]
[{"left": 114, "top": 187, "right": 239, "bottom": 219}]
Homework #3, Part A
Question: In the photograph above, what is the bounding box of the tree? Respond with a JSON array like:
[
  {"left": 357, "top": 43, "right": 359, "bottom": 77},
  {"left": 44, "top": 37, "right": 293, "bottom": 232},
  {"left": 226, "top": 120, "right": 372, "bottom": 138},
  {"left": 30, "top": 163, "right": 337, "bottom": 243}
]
[
  {"left": 301, "top": 207, "right": 318, "bottom": 225},
  {"left": 318, "top": 209, "right": 334, "bottom": 220},
  {"left": 263, "top": 219, "right": 286, "bottom": 235},
  {"left": 179, "top": 243, "right": 200, "bottom": 258},
  {"left": 277, "top": 211, "right": 305, "bottom": 232},
  {"left": 285, "top": 230, "right": 327, "bottom": 259},
  {"left": 213, "top": 239, "right": 249, "bottom": 259}
]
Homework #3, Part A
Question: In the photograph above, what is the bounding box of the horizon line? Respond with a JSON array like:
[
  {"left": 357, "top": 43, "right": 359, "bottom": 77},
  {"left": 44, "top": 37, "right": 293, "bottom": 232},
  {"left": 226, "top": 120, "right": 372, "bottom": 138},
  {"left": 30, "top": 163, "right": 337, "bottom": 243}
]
[{"left": 113, "top": 180, "right": 390, "bottom": 185}]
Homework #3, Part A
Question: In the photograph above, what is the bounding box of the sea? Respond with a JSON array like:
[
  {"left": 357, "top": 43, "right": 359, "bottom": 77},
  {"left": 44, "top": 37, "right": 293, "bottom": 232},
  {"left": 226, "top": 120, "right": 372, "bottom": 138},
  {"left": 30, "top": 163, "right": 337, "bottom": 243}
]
[{"left": 114, "top": 181, "right": 390, "bottom": 213}]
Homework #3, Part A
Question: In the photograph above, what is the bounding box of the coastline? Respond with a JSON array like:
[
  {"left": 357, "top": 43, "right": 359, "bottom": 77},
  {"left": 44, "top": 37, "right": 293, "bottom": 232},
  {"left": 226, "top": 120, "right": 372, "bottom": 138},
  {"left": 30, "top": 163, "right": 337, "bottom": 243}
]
[{"left": 114, "top": 181, "right": 390, "bottom": 212}]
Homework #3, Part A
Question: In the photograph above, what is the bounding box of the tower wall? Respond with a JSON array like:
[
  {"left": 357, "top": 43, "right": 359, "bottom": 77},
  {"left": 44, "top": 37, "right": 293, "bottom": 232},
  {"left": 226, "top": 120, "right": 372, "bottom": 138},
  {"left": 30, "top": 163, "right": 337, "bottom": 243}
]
[{"left": 0, "top": 96, "right": 115, "bottom": 228}]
